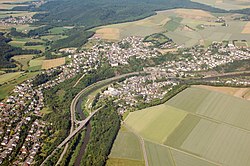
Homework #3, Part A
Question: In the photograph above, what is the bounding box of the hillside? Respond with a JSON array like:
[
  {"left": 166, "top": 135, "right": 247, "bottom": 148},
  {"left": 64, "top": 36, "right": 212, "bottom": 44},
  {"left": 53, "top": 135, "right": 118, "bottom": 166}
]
[{"left": 32, "top": 0, "right": 225, "bottom": 27}]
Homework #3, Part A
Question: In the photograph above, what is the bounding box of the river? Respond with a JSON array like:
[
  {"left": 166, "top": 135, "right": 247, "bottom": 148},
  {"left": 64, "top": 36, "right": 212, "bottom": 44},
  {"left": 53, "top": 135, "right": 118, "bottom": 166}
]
[{"left": 74, "top": 96, "right": 91, "bottom": 166}]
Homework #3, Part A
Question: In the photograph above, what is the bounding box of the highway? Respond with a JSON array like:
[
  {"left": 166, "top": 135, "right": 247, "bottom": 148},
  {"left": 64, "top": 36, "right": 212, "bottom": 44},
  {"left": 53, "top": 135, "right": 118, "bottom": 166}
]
[{"left": 42, "top": 72, "right": 145, "bottom": 165}]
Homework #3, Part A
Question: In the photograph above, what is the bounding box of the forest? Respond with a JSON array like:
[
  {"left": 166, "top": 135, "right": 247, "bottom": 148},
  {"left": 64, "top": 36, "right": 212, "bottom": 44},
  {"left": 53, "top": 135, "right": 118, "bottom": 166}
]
[
  {"left": 32, "top": 0, "right": 225, "bottom": 27},
  {"left": 0, "top": 33, "right": 41, "bottom": 68}
]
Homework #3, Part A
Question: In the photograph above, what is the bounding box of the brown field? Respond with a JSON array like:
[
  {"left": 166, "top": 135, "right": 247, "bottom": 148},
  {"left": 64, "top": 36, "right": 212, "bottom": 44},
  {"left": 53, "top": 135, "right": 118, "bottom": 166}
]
[
  {"left": 95, "top": 28, "right": 120, "bottom": 40},
  {"left": 158, "top": 48, "right": 178, "bottom": 54},
  {"left": 41, "top": 57, "right": 65, "bottom": 70},
  {"left": 194, "top": 85, "right": 250, "bottom": 100},
  {"left": 241, "top": 22, "right": 250, "bottom": 34},
  {"left": 173, "top": 9, "right": 215, "bottom": 20}
]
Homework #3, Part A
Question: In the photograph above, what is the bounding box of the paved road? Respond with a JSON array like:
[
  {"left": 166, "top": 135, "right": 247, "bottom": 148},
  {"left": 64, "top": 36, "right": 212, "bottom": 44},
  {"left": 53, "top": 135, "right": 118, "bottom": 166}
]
[
  {"left": 58, "top": 107, "right": 102, "bottom": 148},
  {"left": 42, "top": 72, "right": 145, "bottom": 165}
]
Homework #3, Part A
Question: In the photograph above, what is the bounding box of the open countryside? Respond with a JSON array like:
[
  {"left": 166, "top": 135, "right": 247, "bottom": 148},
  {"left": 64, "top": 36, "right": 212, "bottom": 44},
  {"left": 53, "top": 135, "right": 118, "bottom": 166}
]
[{"left": 111, "top": 87, "right": 250, "bottom": 166}]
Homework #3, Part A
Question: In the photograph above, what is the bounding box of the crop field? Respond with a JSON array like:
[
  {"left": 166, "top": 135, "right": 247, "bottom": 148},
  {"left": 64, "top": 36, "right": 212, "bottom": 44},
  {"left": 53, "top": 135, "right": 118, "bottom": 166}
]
[
  {"left": 119, "top": 87, "right": 250, "bottom": 166},
  {"left": 28, "top": 56, "right": 45, "bottom": 71},
  {"left": 109, "top": 126, "right": 144, "bottom": 161},
  {"left": 41, "top": 57, "right": 65, "bottom": 70},
  {"left": 125, "top": 104, "right": 187, "bottom": 143},
  {"left": 0, "top": 72, "right": 23, "bottom": 84},
  {"left": 95, "top": 10, "right": 171, "bottom": 40},
  {"left": 166, "top": 87, "right": 250, "bottom": 130},
  {"left": 194, "top": 85, "right": 250, "bottom": 100},
  {"left": 191, "top": 0, "right": 250, "bottom": 10},
  {"left": 242, "top": 22, "right": 250, "bottom": 34},
  {"left": 106, "top": 158, "right": 145, "bottom": 166},
  {"left": 95, "top": 9, "right": 250, "bottom": 47},
  {"left": 144, "top": 140, "right": 175, "bottom": 166},
  {"left": 11, "top": 54, "right": 34, "bottom": 70}
]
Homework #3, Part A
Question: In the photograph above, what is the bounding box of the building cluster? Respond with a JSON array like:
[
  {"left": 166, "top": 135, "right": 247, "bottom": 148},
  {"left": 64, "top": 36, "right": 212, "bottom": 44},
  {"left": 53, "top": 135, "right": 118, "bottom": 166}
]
[
  {"left": 0, "top": 44, "right": 102, "bottom": 164},
  {"left": 0, "top": 81, "right": 45, "bottom": 165},
  {"left": 92, "top": 36, "right": 160, "bottom": 67},
  {"left": 0, "top": 16, "right": 37, "bottom": 25},
  {"left": 158, "top": 42, "right": 250, "bottom": 77},
  {"left": 103, "top": 74, "right": 178, "bottom": 112}
]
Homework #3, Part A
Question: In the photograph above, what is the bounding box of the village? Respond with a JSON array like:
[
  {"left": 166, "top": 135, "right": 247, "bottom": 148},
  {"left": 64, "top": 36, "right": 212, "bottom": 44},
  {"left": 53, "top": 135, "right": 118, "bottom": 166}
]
[
  {"left": 0, "top": 35, "right": 250, "bottom": 165},
  {"left": 0, "top": 16, "right": 37, "bottom": 25}
]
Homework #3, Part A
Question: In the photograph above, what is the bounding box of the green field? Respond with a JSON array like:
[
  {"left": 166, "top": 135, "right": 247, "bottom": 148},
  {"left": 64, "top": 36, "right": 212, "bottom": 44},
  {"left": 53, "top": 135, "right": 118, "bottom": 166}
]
[
  {"left": 12, "top": 54, "right": 34, "bottom": 70},
  {"left": 167, "top": 87, "right": 250, "bottom": 130},
  {"left": 145, "top": 140, "right": 175, "bottom": 166},
  {"left": 125, "top": 105, "right": 187, "bottom": 143},
  {"left": 28, "top": 56, "right": 45, "bottom": 71},
  {"left": 0, "top": 72, "right": 23, "bottom": 84},
  {"left": 109, "top": 126, "right": 144, "bottom": 161},
  {"left": 119, "top": 87, "right": 250, "bottom": 166},
  {"left": 106, "top": 158, "right": 145, "bottom": 166}
]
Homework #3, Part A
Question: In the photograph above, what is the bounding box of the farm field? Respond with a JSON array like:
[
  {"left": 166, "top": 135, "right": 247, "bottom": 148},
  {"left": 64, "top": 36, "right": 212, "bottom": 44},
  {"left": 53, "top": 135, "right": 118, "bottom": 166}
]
[
  {"left": 120, "top": 87, "right": 250, "bottom": 166},
  {"left": 194, "top": 85, "right": 250, "bottom": 100},
  {"left": 108, "top": 125, "right": 144, "bottom": 161},
  {"left": 191, "top": 0, "right": 250, "bottom": 10},
  {"left": 28, "top": 56, "right": 45, "bottom": 71},
  {"left": 106, "top": 158, "right": 145, "bottom": 166},
  {"left": 125, "top": 104, "right": 187, "bottom": 143},
  {"left": 11, "top": 54, "right": 34, "bottom": 70},
  {"left": 41, "top": 57, "right": 65, "bottom": 69},
  {"left": 0, "top": 71, "right": 23, "bottom": 84},
  {"left": 166, "top": 87, "right": 250, "bottom": 130},
  {"left": 95, "top": 10, "right": 171, "bottom": 40},
  {"left": 95, "top": 8, "right": 250, "bottom": 47}
]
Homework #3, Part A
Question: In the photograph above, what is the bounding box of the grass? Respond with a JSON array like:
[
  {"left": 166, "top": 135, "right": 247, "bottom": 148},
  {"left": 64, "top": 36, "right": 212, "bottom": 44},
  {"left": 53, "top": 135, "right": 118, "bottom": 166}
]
[
  {"left": 28, "top": 56, "right": 45, "bottom": 71},
  {"left": 11, "top": 54, "right": 34, "bottom": 70},
  {"left": 41, "top": 35, "right": 68, "bottom": 41},
  {"left": 165, "top": 16, "right": 183, "bottom": 32},
  {"left": 166, "top": 87, "right": 250, "bottom": 131},
  {"left": 0, "top": 72, "right": 23, "bottom": 84},
  {"left": 164, "top": 114, "right": 200, "bottom": 148},
  {"left": 106, "top": 158, "right": 144, "bottom": 166},
  {"left": 40, "top": 107, "right": 52, "bottom": 114},
  {"left": 0, "top": 71, "right": 39, "bottom": 100},
  {"left": 48, "top": 27, "right": 70, "bottom": 35},
  {"left": 171, "top": 149, "right": 217, "bottom": 166},
  {"left": 144, "top": 140, "right": 175, "bottom": 166},
  {"left": 125, "top": 104, "right": 187, "bottom": 143},
  {"left": 109, "top": 125, "right": 144, "bottom": 161}
]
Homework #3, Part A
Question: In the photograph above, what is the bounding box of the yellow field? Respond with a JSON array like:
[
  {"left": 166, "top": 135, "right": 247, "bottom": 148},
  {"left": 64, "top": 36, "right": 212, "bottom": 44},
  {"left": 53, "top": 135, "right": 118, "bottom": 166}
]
[
  {"left": 95, "top": 11, "right": 171, "bottom": 40},
  {"left": 241, "top": 22, "right": 250, "bottom": 34},
  {"left": 173, "top": 9, "right": 215, "bottom": 20},
  {"left": 41, "top": 57, "right": 66, "bottom": 70},
  {"left": 195, "top": 85, "right": 250, "bottom": 100},
  {"left": 96, "top": 28, "right": 120, "bottom": 40}
]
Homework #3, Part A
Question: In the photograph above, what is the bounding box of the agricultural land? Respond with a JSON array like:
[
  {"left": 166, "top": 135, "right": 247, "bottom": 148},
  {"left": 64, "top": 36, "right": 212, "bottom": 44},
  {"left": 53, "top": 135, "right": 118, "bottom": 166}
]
[{"left": 109, "top": 87, "right": 250, "bottom": 166}]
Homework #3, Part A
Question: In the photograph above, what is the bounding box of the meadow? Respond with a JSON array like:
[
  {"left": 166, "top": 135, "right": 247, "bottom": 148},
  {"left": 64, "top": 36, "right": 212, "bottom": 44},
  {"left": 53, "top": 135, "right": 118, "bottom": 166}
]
[
  {"left": 11, "top": 54, "right": 34, "bottom": 70},
  {"left": 28, "top": 56, "right": 45, "bottom": 71},
  {"left": 118, "top": 86, "right": 250, "bottom": 166}
]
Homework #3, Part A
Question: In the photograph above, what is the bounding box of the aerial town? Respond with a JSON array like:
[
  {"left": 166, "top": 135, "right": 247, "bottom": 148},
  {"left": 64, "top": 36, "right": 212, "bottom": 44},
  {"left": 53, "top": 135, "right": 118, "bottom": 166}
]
[{"left": 0, "top": 35, "right": 250, "bottom": 165}]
